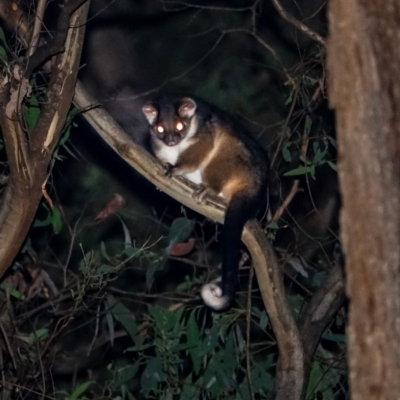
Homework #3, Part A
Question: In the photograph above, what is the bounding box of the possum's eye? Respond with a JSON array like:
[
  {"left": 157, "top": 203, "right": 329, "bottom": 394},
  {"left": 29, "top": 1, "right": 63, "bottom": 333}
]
[
  {"left": 156, "top": 125, "right": 165, "bottom": 133},
  {"left": 175, "top": 121, "right": 184, "bottom": 132}
]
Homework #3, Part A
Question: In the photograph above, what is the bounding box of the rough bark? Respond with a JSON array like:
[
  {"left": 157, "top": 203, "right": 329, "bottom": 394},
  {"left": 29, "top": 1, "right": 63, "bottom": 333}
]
[
  {"left": 0, "top": 1, "right": 89, "bottom": 276},
  {"left": 328, "top": 0, "right": 400, "bottom": 399}
]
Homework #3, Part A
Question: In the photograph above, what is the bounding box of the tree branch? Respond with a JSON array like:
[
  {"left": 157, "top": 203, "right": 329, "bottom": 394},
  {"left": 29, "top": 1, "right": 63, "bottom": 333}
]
[
  {"left": 270, "top": 0, "right": 326, "bottom": 47},
  {"left": 0, "top": 1, "right": 89, "bottom": 277},
  {"left": 24, "top": 0, "right": 88, "bottom": 78},
  {"left": 299, "top": 264, "right": 346, "bottom": 389},
  {"left": 0, "top": 1, "right": 31, "bottom": 47},
  {"left": 73, "top": 81, "right": 305, "bottom": 400}
]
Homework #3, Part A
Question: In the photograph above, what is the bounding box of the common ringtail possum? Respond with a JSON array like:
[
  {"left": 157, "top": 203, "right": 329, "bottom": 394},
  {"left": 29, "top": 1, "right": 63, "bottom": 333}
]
[{"left": 142, "top": 96, "right": 268, "bottom": 311}]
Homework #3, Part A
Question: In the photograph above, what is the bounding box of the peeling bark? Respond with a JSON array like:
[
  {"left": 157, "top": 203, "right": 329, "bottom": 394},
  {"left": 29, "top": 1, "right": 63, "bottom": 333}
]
[{"left": 0, "top": 1, "right": 89, "bottom": 277}]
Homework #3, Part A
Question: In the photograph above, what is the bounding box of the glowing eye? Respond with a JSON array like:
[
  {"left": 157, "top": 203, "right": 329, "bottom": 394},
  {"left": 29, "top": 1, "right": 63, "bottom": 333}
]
[
  {"left": 175, "top": 122, "right": 184, "bottom": 131},
  {"left": 156, "top": 125, "right": 164, "bottom": 133}
]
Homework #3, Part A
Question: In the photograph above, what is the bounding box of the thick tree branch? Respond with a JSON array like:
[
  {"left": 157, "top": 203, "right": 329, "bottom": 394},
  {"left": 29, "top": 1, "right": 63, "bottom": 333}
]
[
  {"left": 27, "top": 0, "right": 48, "bottom": 57},
  {"left": 0, "top": 1, "right": 31, "bottom": 47},
  {"left": 0, "top": 1, "right": 89, "bottom": 277},
  {"left": 24, "top": 0, "right": 88, "bottom": 78},
  {"left": 299, "top": 264, "right": 345, "bottom": 385},
  {"left": 74, "top": 82, "right": 305, "bottom": 400}
]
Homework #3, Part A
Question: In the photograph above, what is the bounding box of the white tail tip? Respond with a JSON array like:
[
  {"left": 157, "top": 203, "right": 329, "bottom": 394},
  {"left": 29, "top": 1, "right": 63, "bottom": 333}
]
[{"left": 201, "top": 283, "right": 231, "bottom": 311}]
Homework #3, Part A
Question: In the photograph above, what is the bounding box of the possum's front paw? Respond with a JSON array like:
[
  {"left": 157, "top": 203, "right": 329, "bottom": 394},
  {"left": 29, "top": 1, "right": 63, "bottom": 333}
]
[
  {"left": 164, "top": 163, "right": 175, "bottom": 177},
  {"left": 192, "top": 185, "right": 209, "bottom": 203}
]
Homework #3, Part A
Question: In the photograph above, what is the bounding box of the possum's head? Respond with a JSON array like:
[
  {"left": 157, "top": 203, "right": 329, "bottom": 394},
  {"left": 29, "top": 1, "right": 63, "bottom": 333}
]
[{"left": 142, "top": 97, "right": 197, "bottom": 147}]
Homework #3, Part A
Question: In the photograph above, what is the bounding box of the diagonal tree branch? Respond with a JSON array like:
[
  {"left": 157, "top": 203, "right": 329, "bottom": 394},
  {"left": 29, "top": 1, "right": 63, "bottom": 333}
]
[
  {"left": 270, "top": 0, "right": 326, "bottom": 47},
  {"left": 73, "top": 82, "right": 305, "bottom": 400}
]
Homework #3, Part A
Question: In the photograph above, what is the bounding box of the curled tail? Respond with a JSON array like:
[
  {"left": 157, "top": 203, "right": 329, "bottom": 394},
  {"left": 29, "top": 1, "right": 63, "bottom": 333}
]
[{"left": 201, "top": 193, "right": 259, "bottom": 311}]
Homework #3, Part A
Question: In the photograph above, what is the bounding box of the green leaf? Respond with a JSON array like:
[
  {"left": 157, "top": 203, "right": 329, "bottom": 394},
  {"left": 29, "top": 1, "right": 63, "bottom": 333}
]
[
  {"left": 141, "top": 357, "right": 166, "bottom": 396},
  {"left": 313, "top": 149, "right": 327, "bottom": 164},
  {"left": 51, "top": 207, "right": 63, "bottom": 234},
  {"left": 96, "top": 265, "right": 114, "bottom": 274},
  {"left": 33, "top": 204, "right": 52, "bottom": 228},
  {"left": 67, "top": 381, "right": 92, "bottom": 400},
  {"left": 266, "top": 219, "right": 278, "bottom": 230},
  {"left": 100, "top": 242, "right": 111, "bottom": 261},
  {"left": 23, "top": 104, "right": 40, "bottom": 130},
  {"left": 180, "top": 374, "right": 198, "bottom": 400},
  {"left": 149, "top": 305, "right": 184, "bottom": 334},
  {"left": 59, "top": 127, "right": 71, "bottom": 146},
  {"left": 284, "top": 92, "right": 293, "bottom": 105},
  {"left": 107, "top": 295, "right": 138, "bottom": 341},
  {"left": 34, "top": 206, "right": 63, "bottom": 234},
  {"left": 176, "top": 276, "right": 195, "bottom": 292},
  {"left": 29, "top": 328, "right": 49, "bottom": 341},
  {"left": 0, "top": 281, "right": 25, "bottom": 300},
  {"left": 251, "top": 360, "right": 275, "bottom": 395},
  {"left": 0, "top": 46, "right": 7, "bottom": 63},
  {"left": 112, "top": 361, "right": 140, "bottom": 389},
  {"left": 146, "top": 257, "right": 166, "bottom": 288},
  {"left": 283, "top": 165, "right": 313, "bottom": 177},
  {"left": 167, "top": 217, "right": 195, "bottom": 246},
  {"left": 187, "top": 311, "right": 201, "bottom": 374},
  {"left": 0, "top": 27, "right": 10, "bottom": 52},
  {"left": 306, "top": 362, "right": 324, "bottom": 396},
  {"left": 79, "top": 251, "right": 94, "bottom": 271}
]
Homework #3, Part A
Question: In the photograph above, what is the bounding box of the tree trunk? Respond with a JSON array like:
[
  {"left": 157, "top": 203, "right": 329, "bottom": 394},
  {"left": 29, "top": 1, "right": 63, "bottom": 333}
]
[{"left": 327, "top": 0, "right": 400, "bottom": 399}]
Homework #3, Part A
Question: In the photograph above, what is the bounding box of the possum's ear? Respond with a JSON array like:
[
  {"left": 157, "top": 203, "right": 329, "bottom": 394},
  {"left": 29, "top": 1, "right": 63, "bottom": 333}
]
[
  {"left": 142, "top": 103, "right": 158, "bottom": 124},
  {"left": 177, "top": 98, "right": 197, "bottom": 118}
]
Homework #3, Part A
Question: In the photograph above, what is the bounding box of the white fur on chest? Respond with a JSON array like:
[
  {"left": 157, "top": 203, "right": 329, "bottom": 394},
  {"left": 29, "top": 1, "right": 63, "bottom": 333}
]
[
  {"left": 155, "top": 139, "right": 203, "bottom": 185},
  {"left": 154, "top": 116, "right": 204, "bottom": 185},
  {"left": 156, "top": 140, "right": 189, "bottom": 165}
]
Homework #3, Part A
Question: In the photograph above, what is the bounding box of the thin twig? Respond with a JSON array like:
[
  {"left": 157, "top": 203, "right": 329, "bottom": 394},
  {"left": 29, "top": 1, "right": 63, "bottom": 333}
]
[
  {"left": 17, "top": 293, "right": 71, "bottom": 322},
  {"left": 251, "top": 31, "right": 295, "bottom": 86},
  {"left": 63, "top": 220, "right": 80, "bottom": 288},
  {"left": 272, "top": 179, "right": 300, "bottom": 222},
  {"left": 271, "top": 86, "right": 300, "bottom": 167},
  {"left": 87, "top": 303, "right": 101, "bottom": 356},
  {"left": 270, "top": 0, "right": 326, "bottom": 46}
]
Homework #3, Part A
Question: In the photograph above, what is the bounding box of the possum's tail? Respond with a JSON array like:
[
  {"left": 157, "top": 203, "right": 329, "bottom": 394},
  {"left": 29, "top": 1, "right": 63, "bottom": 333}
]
[{"left": 201, "top": 193, "right": 259, "bottom": 311}]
